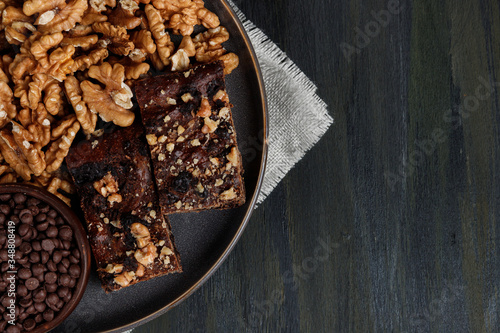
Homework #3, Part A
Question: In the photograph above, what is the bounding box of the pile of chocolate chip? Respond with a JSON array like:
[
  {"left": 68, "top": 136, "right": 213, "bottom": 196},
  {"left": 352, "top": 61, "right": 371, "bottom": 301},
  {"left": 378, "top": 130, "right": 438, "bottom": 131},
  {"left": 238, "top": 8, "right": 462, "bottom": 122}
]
[{"left": 0, "top": 193, "right": 82, "bottom": 332}]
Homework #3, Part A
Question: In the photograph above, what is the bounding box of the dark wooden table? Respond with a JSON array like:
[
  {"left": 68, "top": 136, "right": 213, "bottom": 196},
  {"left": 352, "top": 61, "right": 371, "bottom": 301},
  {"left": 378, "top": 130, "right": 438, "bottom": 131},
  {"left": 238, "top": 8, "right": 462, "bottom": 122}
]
[{"left": 136, "top": 0, "right": 500, "bottom": 332}]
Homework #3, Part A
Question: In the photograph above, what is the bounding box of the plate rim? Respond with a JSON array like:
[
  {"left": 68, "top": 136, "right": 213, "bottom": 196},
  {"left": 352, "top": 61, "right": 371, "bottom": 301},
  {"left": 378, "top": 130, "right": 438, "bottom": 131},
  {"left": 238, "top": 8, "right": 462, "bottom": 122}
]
[{"left": 99, "top": 1, "right": 268, "bottom": 331}]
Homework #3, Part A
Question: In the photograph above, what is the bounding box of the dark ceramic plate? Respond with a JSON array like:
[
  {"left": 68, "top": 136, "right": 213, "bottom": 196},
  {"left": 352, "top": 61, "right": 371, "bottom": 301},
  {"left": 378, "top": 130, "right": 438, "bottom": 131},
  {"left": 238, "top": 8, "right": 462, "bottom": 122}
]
[{"left": 54, "top": 1, "right": 267, "bottom": 332}]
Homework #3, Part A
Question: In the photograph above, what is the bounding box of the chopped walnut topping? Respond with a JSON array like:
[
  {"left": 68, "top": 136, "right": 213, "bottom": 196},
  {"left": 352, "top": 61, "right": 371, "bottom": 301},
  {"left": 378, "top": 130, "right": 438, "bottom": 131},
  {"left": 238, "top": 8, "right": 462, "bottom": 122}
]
[
  {"left": 181, "top": 93, "right": 193, "bottom": 102},
  {"left": 160, "top": 246, "right": 173, "bottom": 258},
  {"left": 210, "top": 157, "right": 219, "bottom": 166},
  {"left": 214, "top": 179, "right": 223, "bottom": 187},
  {"left": 226, "top": 147, "right": 239, "bottom": 167},
  {"left": 104, "top": 263, "right": 124, "bottom": 274},
  {"left": 93, "top": 171, "right": 119, "bottom": 197},
  {"left": 196, "top": 97, "right": 211, "bottom": 117},
  {"left": 166, "top": 143, "right": 175, "bottom": 152},
  {"left": 218, "top": 107, "right": 230, "bottom": 119},
  {"left": 174, "top": 200, "right": 182, "bottom": 209},
  {"left": 177, "top": 125, "right": 185, "bottom": 134},
  {"left": 114, "top": 270, "right": 135, "bottom": 287},
  {"left": 202, "top": 117, "right": 218, "bottom": 134},
  {"left": 146, "top": 133, "right": 157, "bottom": 145},
  {"left": 110, "top": 220, "right": 122, "bottom": 228},
  {"left": 213, "top": 89, "right": 229, "bottom": 103},
  {"left": 130, "top": 222, "right": 151, "bottom": 248},
  {"left": 191, "top": 139, "right": 200, "bottom": 146},
  {"left": 158, "top": 153, "right": 165, "bottom": 161},
  {"left": 220, "top": 187, "right": 237, "bottom": 201},
  {"left": 134, "top": 243, "right": 157, "bottom": 266},
  {"left": 158, "top": 135, "right": 167, "bottom": 143},
  {"left": 136, "top": 263, "right": 145, "bottom": 277},
  {"left": 108, "top": 193, "right": 122, "bottom": 205},
  {"left": 167, "top": 97, "right": 176, "bottom": 105}
]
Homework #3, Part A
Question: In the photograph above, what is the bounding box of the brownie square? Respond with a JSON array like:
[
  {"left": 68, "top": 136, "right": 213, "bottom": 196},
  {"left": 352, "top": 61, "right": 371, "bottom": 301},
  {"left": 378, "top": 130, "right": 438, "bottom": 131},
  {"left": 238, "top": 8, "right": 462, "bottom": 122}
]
[
  {"left": 135, "top": 61, "right": 245, "bottom": 214},
  {"left": 66, "top": 123, "right": 181, "bottom": 292}
]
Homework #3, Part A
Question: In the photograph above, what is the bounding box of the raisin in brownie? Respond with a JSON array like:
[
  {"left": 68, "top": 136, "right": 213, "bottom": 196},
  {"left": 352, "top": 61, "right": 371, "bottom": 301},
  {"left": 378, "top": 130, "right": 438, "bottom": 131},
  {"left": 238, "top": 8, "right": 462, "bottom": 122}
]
[
  {"left": 66, "top": 122, "right": 181, "bottom": 292},
  {"left": 135, "top": 61, "right": 245, "bottom": 214}
]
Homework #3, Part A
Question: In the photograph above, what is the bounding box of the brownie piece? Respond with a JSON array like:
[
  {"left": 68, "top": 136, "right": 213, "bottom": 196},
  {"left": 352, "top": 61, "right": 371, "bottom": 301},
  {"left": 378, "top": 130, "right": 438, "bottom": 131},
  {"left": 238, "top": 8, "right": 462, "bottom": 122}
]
[
  {"left": 66, "top": 123, "right": 181, "bottom": 292},
  {"left": 135, "top": 61, "right": 245, "bottom": 214}
]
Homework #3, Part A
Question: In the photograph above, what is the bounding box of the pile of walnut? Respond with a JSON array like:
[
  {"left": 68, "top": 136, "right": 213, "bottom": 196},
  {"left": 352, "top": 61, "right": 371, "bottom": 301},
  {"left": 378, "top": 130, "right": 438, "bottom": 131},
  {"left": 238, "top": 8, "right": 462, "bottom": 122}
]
[{"left": 0, "top": 0, "right": 239, "bottom": 205}]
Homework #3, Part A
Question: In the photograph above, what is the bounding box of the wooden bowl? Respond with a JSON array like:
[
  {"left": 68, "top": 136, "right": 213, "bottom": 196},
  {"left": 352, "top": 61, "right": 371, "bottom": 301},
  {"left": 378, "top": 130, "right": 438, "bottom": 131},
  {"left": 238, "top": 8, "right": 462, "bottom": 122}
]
[{"left": 0, "top": 184, "right": 90, "bottom": 333}]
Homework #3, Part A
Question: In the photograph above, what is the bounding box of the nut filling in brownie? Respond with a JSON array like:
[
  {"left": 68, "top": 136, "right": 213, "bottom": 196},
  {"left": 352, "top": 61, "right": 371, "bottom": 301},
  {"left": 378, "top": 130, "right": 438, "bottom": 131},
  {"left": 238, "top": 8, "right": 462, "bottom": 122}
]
[
  {"left": 66, "top": 123, "right": 181, "bottom": 292},
  {"left": 135, "top": 61, "right": 245, "bottom": 214}
]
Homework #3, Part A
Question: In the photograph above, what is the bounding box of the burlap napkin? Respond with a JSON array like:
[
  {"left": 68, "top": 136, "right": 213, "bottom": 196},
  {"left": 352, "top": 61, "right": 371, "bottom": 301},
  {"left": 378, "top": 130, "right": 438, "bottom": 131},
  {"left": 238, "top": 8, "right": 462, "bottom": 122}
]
[
  {"left": 228, "top": 0, "right": 333, "bottom": 204},
  {"left": 125, "top": 1, "right": 332, "bottom": 331}
]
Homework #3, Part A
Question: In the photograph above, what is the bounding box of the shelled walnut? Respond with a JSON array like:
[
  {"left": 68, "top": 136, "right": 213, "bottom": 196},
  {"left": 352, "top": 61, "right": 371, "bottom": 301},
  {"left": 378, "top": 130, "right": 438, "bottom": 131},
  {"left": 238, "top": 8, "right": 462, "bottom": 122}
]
[{"left": 0, "top": 0, "right": 239, "bottom": 204}]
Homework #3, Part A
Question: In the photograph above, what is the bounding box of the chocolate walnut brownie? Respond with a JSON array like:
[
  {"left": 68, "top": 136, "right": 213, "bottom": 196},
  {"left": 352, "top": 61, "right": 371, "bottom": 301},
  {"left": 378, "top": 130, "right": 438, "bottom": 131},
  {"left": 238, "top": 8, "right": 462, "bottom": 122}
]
[
  {"left": 66, "top": 123, "right": 181, "bottom": 292},
  {"left": 135, "top": 61, "right": 245, "bottom": 214}
]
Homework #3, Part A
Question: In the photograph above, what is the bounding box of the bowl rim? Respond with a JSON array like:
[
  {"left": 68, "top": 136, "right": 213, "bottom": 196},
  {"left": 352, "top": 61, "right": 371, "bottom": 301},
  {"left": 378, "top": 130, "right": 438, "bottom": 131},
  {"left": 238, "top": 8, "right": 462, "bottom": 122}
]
[{"left": 0, "top": 183, "right": 91, "bottom": 333}]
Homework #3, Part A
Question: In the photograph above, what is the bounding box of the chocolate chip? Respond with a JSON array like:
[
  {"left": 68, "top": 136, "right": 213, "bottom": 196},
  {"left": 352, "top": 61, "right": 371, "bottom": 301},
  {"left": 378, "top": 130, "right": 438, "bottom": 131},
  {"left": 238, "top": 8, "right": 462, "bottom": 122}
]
[
  {"left": 13, "top": 193, "right": 26, "bottom": 204},
  {"left": 34, "top": 302, "right": 46, "bottom": 313},
  {"left": 46, "top": 226, "right": 58, "bottom": 238},
  {"left": 19, "top": 242, "right": 32, "bottom": 254},
  {"left": 19, "top": 298, "right": 32, "bottom": 308},
  {"left": 29, "top": 252, "right": 40, "bottom": 263},
  {"left": 41, "top": 239, "right": 55, "bottom": 252},
  {"left": 19, "top": 209, "right": 33, "bottom": 224},
  {"left": 1, "top": 297, "right": 13, "bottom": 308},
  {"left": 25, "top": 305, "right": 36, "bottom": 315},
  {"left": 33, "top": 289, "right": 46, "bottom": 303},
  {"left": 61, "top": 258, "right": 70, "bottom": 269},
  {"left": 0, "top": 194, "right": 11, "bottom": 201},
  {"left": 18, "top": 312, "right": 29, "bottom": 321},
  {"left": 62, "top": 240, "right": 71, "bottom": 250},
  {"left": 35, "top": 213, "right": 46, "bottom": 223},
  {"left": 57, "top": 286, "right": 69, "bottom": 298},
  {"left": 45, "top": 272, "right": 58, "bottom": 284},
  {"left": 31, "top": 263, "right": 44, "bottom": 276},
  {"left": 46, "top": 217, "right": 56, "bottom": 226},
  {"left": 57, "top": 263, "right": 67, "bottom": 274},
  {"left": 0, "top": 250, "right": 7, "bottom": 261},
  {"left": 52, "top": 250, "right": 63, "bottom": 264},
  {"left": 18, "top": 224, "right": 31, "bottom": 237},
  {"left": 0, "top": 204, "right": 10, "bottom": 215},
  {"left": 47, "top": 293, "right": 59, "bottom": 306},
  {"left": 36, "top": 221, "right": 49, "bottom": 232},
  {"left": 59, "top": 274, "right": 71, "bottom": 287},
  {"left": 69, "top": 264, "right": 81, "bottom": 278},
  {"left": 29, "top": 205, "right": 39, "bottom": 216},
  {"left": 32, "top": 241, "right": 42, "bottom": 252},
  {"left": 40, "top": 251, "right": 49, "bottom": 264},
  {"left": 23, "top": 318, "right": 36, "bottom": 331},
  {"left": 47, "top": 209, "right": 57, "bottom": 219},
  {"left": 45, "top": 283, "right": 58, "bottom": 293},
  {"left": 6, "top": 324, "right": 21, "bottom": 333},
  {"left": 59, "top": 226, "right": 73, "bottom": 241},
  {"left": 69, "top": 255, "right": 79, "bottom": 264},
  {"left": 18, "top": 268, "right": 32, "bottom": 280},
  {"left": 43, "top": 309, "right": 54, "bottom": 322},
  {"left": 47, "top": 260, "right": 57, "bottom": 272},
  {"left": 17, "top": 285, "right": 28, "bottom": 297},
  {"left": 25, "top": 278, "right": 40, "bottom": 290}
]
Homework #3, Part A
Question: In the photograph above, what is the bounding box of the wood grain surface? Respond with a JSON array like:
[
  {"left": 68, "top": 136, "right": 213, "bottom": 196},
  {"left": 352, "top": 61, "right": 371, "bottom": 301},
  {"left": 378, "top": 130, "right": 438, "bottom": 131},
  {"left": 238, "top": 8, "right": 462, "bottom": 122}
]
[{"left": 135, "top": 0, "right": 500, "bottom": 332}]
